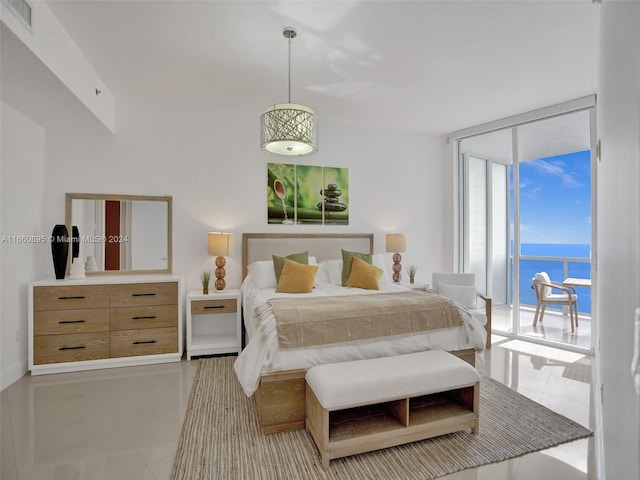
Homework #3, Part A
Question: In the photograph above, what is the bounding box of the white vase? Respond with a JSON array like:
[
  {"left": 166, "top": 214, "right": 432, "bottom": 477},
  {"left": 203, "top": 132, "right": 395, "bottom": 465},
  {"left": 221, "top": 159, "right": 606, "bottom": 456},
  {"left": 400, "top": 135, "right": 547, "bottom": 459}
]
[
  {"left": 70, "top": 258, "right": 86, "bottom": 279},
  {"left": 85, "top": 256, "right": 97, "bottom": 272}
]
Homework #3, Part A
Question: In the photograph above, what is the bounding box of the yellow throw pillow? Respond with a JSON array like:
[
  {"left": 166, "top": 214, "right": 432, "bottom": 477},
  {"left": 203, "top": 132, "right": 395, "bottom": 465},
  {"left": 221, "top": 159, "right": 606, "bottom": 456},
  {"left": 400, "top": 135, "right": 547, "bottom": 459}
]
[
  {"left": 276, "top": 259, "right": 318, "bottom": 293},
  {"left": 273, "top": 251, "right": 309, "bottom": 282},
  {"left": 341, "top": 249, "right": 373, "bottom": 285},
  {"left": 345, "top": 256, "right": 383, "bottom": 290}
]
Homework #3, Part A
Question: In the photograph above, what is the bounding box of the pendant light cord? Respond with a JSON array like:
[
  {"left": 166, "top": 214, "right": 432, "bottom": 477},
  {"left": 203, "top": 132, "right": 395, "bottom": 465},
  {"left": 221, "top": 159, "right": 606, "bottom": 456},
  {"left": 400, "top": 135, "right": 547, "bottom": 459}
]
[
  {"left": 287, "top": 32, "right": 292, "bottom": 103},
  {"left": 283, "top": 27, "right": 297, "bottom": 104}
]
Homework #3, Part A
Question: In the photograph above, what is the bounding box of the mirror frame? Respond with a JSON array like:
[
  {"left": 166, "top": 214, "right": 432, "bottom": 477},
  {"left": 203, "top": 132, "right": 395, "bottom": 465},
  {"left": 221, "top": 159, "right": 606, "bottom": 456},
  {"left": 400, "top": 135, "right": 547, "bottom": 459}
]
[{"left": 65, "top": 193, "right": 173, "bottom": 275}]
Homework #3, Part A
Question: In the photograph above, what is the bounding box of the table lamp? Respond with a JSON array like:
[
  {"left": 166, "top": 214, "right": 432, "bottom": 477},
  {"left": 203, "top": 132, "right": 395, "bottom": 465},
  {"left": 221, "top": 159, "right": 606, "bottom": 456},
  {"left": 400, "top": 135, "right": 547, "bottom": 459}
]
[
  {"left": 386, "top": 233, "right": 407, "bottom": 283},
  {"left": 208, "top": 232, "right": 234, "bottom": 291}
]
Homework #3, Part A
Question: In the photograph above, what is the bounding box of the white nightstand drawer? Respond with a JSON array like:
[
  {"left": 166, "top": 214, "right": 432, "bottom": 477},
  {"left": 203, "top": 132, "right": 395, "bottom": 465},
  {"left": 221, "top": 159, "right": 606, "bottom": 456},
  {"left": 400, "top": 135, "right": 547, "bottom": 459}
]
[{"left": 191, "top": 298, "right": 237, "bottom": 315}]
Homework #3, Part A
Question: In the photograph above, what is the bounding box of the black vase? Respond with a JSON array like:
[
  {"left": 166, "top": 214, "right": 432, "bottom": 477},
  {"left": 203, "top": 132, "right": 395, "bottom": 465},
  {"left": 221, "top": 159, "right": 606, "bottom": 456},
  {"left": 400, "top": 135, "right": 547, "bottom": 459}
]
[
  {"left": 72, "top": 226, "right": 80, "bottom": 259},
  {"left": 51, "top": 224, "right": 69, "bottom": 280}
]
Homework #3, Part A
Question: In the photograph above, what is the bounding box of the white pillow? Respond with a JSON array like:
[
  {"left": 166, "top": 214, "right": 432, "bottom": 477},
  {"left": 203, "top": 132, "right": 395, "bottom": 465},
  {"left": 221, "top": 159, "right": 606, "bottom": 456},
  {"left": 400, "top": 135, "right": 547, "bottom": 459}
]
[
  {"left": 320, "top": 259, "right": 344, "bottom": 285},
  {"left": 438, "top": 282, "right": 477, "bottom": 309},
  {"left": 313, "top": 262, "right": 330, "bottom": 286},
  {"left": 247, "top": 260, "right": 277, "bottom": 289},
  {"left": 372, "top": 253, "right": 391, "bottom": 284}
]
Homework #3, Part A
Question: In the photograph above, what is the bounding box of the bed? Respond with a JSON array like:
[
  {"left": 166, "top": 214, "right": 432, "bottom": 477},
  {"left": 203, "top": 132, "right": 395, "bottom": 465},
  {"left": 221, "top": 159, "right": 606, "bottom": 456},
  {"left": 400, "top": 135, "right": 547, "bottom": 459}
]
[{"left": 233, "top": 233, "right": 489, "bottom": 433}]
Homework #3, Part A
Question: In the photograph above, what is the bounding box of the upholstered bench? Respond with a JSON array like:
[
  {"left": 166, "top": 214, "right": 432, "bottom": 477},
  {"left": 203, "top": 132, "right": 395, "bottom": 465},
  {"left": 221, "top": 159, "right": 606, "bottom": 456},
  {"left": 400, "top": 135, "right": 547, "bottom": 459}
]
[{"left": 305, "top": 350, "right": 480, "bottom": 468}]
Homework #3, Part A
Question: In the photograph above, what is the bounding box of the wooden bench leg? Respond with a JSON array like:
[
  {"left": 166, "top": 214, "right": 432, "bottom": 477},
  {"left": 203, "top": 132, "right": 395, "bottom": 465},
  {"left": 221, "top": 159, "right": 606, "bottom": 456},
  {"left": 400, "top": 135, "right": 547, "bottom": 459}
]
[
  {"left": 472, "top": 381, "right": 480, "bottom": 434},
  {"left": 306, "top": 384, "right": 331, "bottom": 468}
]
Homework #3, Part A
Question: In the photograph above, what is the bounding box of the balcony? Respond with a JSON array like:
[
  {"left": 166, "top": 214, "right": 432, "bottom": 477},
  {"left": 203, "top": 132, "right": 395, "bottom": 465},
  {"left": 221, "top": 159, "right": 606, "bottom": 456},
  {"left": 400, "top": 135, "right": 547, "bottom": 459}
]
[{"left": 490, "top": 254, "right": 592, "bottom": 350}]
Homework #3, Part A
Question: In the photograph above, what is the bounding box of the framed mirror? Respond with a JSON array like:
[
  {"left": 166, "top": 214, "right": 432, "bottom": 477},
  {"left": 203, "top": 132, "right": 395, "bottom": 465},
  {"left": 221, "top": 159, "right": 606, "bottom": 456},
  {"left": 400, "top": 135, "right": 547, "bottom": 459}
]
[{"left": 65, "top": 193, "right": 173, "bottom": 275}]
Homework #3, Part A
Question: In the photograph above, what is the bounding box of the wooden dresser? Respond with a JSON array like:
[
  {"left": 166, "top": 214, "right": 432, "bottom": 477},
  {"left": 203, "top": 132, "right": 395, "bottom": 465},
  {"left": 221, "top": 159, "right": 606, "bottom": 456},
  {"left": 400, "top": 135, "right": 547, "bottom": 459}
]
[{"left": 29, "top": 275, "right": 183, "bottom": 375}]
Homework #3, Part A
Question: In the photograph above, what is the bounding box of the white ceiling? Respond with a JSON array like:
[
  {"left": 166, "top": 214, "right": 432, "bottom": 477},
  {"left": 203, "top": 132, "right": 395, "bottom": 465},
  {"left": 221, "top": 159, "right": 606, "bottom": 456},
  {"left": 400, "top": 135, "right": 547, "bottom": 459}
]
[
  {"left": 5, "top": 1, "right": 599, "bottom": 136},
  {"left": 461, "top": 108, "right": 592, "bottom": 163}
]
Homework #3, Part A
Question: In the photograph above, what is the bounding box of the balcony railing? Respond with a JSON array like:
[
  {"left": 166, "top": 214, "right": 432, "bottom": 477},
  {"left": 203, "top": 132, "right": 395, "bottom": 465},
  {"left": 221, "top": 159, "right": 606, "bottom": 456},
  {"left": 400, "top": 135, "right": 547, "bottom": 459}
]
[{"left": 514, "top": 255, "right": 591, "bottom": 314}]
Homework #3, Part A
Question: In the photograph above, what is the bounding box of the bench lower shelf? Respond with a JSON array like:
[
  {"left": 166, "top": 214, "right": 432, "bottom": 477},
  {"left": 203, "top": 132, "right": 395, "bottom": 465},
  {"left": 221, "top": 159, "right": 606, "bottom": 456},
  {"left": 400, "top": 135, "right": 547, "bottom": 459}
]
[{"left": 306, "top": 382, "right": 480, "bottom": 468}]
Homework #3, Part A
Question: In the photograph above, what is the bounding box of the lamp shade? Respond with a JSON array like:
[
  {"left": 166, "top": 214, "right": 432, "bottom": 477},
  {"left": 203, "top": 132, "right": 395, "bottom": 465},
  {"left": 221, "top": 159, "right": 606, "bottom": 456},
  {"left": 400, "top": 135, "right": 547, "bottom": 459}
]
[
  {"left": 208, "top": 232, "right": 234, "bottom": 257},
  {"left": 385, "top": 233, "right": 407, "bottom": 253},
  {"left": 261, "top": 103, "right": 318, "bottom": 156}
]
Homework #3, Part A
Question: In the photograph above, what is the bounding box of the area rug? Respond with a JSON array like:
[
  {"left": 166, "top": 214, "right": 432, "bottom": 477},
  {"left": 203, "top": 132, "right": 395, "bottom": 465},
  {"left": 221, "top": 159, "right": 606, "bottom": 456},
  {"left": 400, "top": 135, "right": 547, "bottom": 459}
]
[{"left": 171, "top": 356, "right": 592, "bottom": 480}]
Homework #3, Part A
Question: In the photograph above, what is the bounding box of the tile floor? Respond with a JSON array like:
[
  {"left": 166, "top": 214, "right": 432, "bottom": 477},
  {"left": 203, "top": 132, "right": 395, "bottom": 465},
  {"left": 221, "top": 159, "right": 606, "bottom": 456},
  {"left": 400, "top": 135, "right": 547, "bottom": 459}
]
[
  {"left": 492, "top": 305, "right": 593, "bottom": 350},
  {"left": 1, "top": 338, "right": 596, "bottom": 479}
]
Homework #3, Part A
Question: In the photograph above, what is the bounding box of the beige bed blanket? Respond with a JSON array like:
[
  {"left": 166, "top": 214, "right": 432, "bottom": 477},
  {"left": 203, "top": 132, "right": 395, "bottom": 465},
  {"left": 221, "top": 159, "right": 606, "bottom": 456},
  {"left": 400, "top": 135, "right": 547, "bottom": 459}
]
[{"left": 264, "top": 291, "right": 463, "bottom": 349}]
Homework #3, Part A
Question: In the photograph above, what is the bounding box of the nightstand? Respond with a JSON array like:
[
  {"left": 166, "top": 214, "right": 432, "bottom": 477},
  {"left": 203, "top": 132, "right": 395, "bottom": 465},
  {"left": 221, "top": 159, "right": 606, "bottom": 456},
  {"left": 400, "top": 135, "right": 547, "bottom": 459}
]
[
  {"left": 402, "top": 282, "right": 429, "bottom": 292},
  {"left": 186, "top": 289, "right": 241, "bottom": 360}
]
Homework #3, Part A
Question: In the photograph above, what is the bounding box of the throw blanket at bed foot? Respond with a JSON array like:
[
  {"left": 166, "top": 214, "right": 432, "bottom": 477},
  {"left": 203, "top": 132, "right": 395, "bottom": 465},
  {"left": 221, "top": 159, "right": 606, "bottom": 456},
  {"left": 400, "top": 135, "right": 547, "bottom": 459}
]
[{"left": 261, "top": 291, "right": 463, "bottom": 349}]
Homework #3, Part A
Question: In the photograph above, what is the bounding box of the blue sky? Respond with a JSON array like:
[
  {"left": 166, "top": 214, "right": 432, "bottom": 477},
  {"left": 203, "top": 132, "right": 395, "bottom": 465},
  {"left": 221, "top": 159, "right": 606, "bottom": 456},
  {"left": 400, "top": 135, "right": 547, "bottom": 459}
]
[{"left": 512, "top": 149, "right": 591, "bottom": 245}]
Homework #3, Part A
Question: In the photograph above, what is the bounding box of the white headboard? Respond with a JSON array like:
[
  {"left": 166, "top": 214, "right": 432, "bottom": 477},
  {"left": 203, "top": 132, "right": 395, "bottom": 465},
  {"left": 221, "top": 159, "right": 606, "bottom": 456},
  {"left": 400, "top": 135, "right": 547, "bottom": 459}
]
[{"left": 242, "top": 233, "right": 374, "bottom": 278}]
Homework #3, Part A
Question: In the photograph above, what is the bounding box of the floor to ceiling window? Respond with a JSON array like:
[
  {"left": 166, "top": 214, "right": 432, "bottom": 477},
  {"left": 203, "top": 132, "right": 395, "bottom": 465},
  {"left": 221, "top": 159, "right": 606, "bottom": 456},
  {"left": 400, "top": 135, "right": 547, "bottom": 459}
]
[{"left": 454, "top": 97, "right": 596, "bottom": 352}]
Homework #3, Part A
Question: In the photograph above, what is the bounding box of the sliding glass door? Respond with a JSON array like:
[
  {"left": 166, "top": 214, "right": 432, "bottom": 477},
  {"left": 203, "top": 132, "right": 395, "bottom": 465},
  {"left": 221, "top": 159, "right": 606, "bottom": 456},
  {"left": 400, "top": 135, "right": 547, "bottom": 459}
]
[
  {"left": 516, "top": 113, "right": 592, "bottom": 347},
  {"left": 460, "top": 129, "right": 512, "bottom": 308},
  {"left": 456, "top": 100, "right": 596, "bottom": 351},
  {"left": 465, "top": 155, "right": 488, "bottom": 294}
]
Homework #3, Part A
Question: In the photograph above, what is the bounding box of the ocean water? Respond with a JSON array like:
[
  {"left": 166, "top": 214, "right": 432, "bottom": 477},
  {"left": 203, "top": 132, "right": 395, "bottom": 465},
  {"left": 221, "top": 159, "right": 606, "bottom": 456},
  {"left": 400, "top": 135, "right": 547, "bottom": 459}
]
[
  {"left": 516, "top": 243, "right": 591, "bottom": 314},
  {"left": 520, "top": 243, "right": 591, "bottom": 258}
]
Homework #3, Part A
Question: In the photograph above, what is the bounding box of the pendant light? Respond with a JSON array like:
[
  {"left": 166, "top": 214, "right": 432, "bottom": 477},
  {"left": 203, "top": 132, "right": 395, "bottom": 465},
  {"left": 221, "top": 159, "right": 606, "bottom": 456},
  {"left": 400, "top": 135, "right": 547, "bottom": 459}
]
[{"left": 260, "top": 27, "right": 318, "bottom": 156}]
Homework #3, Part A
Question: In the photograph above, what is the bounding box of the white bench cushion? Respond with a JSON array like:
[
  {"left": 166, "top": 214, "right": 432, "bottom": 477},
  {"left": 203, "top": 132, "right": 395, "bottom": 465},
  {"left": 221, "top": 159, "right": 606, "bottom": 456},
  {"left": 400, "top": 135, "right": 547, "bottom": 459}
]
[{"left": 305, "top": 350, "right": 480, "bottom": 410}]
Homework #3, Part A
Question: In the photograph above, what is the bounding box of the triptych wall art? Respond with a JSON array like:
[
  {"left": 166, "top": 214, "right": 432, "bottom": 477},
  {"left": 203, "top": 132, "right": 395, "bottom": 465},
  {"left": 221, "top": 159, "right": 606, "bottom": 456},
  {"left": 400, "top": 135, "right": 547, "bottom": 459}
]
[{"left": 267, "top": 163, "right": 349, "bottom": 225}]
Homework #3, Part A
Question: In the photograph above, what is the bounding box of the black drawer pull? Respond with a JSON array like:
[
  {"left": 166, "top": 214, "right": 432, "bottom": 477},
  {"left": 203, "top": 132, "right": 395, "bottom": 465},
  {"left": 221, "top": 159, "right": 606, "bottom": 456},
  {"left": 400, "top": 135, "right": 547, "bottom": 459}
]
[
  {"left": 59, "top": 345, "right": 86, "bottom": 351},
  {"left": 58, "top": 296, "right": 86, "bottom": 300},
  {"left": 132, "top": 293, "right": 156, "bottom": 297},
  {"left": 133, "top": 340, "right": 157, "bottom": 345},
  {"left": 204, "top": 305, "right": 225, "bottom": 310},
  {"left": 132, "top": 315, "right": 157, "bottom": 320},
  {"left": 58, "top": 320, "right": 86, "bottom": 324}
]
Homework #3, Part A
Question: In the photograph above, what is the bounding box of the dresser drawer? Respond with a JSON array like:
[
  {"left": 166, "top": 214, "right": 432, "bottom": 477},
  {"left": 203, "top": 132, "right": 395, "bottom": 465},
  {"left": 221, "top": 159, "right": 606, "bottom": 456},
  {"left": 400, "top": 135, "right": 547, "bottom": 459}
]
[
  {"left": 191, "top": 298, "right": 237, "bottom": 315},
  {"left": 110, "top": 305, "right": 178, "bottom": 331},
  {"left": 34, "top": 309, "right": 110, "bottom": 335},
  {"left": 34, "top": 332, "right": 110, "bottom": 365},
  {"left": 110, "top": 282, "right": 178, "bottom": 307},
  {"left": 33, "top": 286, "right": 110, "bottom": 311},
  {"left": 110, "top": 327, "right": 178, "bottom": 357}
]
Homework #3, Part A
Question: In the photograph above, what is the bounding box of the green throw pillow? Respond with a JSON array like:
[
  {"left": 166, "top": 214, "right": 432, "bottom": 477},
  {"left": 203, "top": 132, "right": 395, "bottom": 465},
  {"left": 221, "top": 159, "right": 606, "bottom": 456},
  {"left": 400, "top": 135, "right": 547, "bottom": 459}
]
[
  {"left": 272, "top": 251, "right": 309, "bottom": 282},
  {"left": 341, "top": 249, "right": 373, "bottom": 285}
]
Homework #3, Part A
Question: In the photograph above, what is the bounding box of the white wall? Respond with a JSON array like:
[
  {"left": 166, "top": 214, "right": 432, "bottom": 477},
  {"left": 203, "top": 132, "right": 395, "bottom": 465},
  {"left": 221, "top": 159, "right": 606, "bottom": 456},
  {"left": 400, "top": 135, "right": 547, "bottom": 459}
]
[
  {"left": 1, "top": 92, "right": 444, "bottom": 388},
  {"left": 440, "top": 138, "right": 457, "bottom": 272},
  {"left": 42, "top": 95, "right": 444, "bottom": 289},
  {"left": 0, "top": 102, "right": 47, "bottom": 389},
  {"left": 597, "top": 2, "right": 640, "bottom": 479},
  {"left": 1, "top": 1, "right": 114, "bottom": 131}
]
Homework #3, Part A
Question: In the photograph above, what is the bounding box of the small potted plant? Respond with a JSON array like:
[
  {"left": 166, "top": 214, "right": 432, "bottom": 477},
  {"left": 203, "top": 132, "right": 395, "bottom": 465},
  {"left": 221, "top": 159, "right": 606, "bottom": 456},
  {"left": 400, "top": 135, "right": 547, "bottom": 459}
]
[
  {"left": 407, "top": 265, "right": 417, "bottom": 284},
  {"left": 201, "top": 271, "right": 211, "bottom": 294}
]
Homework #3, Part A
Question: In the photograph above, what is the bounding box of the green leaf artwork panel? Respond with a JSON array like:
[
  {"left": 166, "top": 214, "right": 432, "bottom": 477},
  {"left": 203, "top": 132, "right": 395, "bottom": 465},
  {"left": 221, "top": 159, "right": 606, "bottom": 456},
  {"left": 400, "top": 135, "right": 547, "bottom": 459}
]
[
  {"left": 296, "top": 165, "right": 324, "bottom": 224},
  {"left": 267, "top": 163, "right": 296, "bottom": 224},
  {"left": 322, "top": 166, "right": 349, "bottom": 225}
]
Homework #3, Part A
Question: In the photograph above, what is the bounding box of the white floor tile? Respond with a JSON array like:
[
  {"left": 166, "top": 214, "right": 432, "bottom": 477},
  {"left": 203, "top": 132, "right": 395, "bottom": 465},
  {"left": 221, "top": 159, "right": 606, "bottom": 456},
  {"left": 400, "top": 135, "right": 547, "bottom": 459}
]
[{"left": 1, "top": 345, "right": 595, "bottom": 479}]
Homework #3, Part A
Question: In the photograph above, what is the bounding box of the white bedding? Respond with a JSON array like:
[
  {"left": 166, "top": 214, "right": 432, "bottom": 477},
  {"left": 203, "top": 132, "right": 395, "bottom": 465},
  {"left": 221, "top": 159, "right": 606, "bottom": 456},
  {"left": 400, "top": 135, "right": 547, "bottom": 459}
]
[{"left": 233, "top": 268, "right": 487, "bottom": 397}]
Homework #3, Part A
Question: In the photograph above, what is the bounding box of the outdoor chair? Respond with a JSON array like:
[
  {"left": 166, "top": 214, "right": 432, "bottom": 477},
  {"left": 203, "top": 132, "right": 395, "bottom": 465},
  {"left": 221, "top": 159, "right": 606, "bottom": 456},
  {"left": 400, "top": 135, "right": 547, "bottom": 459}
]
[{"left": 531, "top": 271, "right": 578, "bottom": 333}]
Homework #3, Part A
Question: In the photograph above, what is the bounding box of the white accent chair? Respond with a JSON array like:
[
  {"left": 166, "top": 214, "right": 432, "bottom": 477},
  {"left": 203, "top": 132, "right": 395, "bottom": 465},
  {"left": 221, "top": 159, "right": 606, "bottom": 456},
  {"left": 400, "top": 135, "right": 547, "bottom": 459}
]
[
  {"left": 531, "top": 271, "right": 578, "bottom": 333},
  {"left": 432, "top": 272, "right": 492, "bottom": 349}
]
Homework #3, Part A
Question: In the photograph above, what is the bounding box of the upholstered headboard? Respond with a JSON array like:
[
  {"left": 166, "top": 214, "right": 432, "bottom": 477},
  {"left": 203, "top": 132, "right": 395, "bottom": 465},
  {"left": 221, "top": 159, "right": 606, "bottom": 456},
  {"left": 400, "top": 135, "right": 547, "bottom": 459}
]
[{"left": 242, "top": 233, "right": 374, "bottom": 278}]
